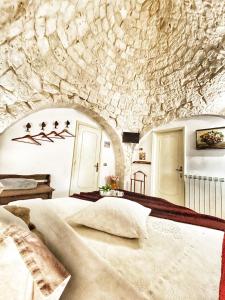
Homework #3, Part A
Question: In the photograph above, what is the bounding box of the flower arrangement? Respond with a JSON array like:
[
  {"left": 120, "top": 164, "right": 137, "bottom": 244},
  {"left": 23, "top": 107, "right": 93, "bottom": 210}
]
[
  {"left": 200, "top": 130, "right": 224, "bottom": 145},
  {"left": 99, "top": 184, "right": 112, "bottom": 192},
  {"left": 110, "top": 175, "right": 119, "bottom": 182},
  {"left": 99, "top": 176, "right": 119, "bottom": 194},
  {"left": 110, "top": 175, "right": 119, "bottom": 189}
]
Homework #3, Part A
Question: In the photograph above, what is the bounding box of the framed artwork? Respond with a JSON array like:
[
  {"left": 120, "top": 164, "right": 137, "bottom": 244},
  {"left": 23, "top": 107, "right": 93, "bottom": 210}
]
[
  {"left": 196, "top": 127, "right": 225, "bottom": 149},
  {"left": 104, "top": 141, "right": 110, "bottom": 148}
]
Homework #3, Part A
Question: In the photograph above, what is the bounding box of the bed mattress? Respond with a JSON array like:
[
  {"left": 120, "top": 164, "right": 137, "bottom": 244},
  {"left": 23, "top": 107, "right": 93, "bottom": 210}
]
[{"left": 10, "top": 197, "right": 224, "bottom": 300}]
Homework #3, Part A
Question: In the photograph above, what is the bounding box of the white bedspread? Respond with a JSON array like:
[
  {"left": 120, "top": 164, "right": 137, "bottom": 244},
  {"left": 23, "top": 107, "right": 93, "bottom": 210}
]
[{"left": 11, "top": 197, "right": 224, "bottom": 300}]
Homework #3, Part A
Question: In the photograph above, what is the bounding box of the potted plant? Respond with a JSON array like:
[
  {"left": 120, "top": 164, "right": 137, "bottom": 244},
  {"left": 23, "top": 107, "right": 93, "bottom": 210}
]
[{"left": 99, "top": 184, "right": 112, "bottom": 196}]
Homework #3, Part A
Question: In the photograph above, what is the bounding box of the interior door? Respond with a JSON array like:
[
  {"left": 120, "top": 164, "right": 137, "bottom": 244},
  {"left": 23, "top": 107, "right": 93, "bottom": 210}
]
[
  {"left": 154, "top": 129, "right": 184, "bottom": 206},
  {"left": 70, "top": 122, "right": 102, "bottom": 194}
]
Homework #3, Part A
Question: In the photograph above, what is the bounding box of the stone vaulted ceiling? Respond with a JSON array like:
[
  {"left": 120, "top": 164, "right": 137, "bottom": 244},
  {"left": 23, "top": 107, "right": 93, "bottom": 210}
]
[{"left": 0, "top": 0, "right": 225, "bottom": 133}]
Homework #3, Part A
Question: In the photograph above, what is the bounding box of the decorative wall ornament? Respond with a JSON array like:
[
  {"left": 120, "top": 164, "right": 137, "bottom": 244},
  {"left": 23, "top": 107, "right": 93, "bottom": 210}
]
[{"left": 138, "top": 148, "right": 146, "bottom": 160}]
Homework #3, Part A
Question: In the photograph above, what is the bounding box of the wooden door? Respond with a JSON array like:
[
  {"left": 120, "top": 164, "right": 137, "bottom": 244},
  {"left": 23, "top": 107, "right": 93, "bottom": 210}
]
[
  {"left": 70, "top": 122, "right": 102, "bottom": 194},
  {"left": 154, "top": 129, "right": 184, "bottom": 206}
]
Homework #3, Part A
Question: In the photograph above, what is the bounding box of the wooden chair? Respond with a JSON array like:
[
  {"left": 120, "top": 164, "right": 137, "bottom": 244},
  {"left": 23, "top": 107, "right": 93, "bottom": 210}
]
[{"left": 130, "top": 171, "right": 147, "bottom": 194}]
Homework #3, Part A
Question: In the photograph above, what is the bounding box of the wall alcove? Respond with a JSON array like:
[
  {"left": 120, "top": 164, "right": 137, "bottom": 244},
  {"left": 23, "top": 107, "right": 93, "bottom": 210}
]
[
  {"left": 0, "top": 104, "right": 125, "bottom": 197},
  {"left": 132, "top": 114, "right": 225, "bottom": 218}
]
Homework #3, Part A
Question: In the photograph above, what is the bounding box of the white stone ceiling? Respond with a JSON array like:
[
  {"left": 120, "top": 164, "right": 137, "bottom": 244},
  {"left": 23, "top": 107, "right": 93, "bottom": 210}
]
[{"left": 0, "top": 0, "right": 225, "bottom": 132}]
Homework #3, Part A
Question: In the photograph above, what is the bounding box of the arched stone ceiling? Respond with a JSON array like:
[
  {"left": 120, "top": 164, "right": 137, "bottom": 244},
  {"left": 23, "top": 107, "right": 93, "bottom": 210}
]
[{"left": 0, "top": 0, "right": 225, "bottom": 133}]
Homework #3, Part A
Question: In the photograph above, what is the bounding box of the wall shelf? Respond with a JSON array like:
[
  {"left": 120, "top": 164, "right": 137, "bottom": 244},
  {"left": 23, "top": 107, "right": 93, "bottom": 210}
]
[{"left": 132, "top": 160, "right": 151, "bottom": 165}]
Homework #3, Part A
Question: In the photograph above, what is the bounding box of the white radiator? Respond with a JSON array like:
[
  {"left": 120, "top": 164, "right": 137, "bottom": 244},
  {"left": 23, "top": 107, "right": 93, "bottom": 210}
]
[{"left": 184, "top": 175, "right": 225, "bottom": 219}]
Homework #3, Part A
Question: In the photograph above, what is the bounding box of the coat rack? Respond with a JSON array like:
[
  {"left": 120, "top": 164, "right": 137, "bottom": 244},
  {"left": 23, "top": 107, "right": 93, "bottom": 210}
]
[{"left": 12, "top": 121, "right": 75, "bottom": 145}]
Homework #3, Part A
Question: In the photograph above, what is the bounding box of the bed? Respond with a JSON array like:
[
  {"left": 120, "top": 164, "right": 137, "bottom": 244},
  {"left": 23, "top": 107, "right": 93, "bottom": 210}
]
[
  {"left": 4, "top": 192, "right": 225, "bottom": 300},
  {"left": 0, "top": 174, "right": 54, "bottom": 205}
]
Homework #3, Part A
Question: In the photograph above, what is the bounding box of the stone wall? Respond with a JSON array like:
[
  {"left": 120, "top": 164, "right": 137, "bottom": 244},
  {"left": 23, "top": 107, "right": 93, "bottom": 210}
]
[{"left": 0, "top": 0, "right": 225, "bottom": 186}]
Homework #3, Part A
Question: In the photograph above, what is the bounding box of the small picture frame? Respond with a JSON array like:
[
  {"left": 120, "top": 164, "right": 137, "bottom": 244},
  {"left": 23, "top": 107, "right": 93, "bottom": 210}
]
[
  {"left": 196, "top": 127, "right": 225, "bottom": 149},
  {"left": 104, "top": 141, "right": 110, "bottom": 148}
]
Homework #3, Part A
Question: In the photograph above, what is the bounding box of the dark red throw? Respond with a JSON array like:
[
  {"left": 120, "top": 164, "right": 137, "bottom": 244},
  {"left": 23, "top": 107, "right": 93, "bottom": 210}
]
[{"left": 71, "top": 190, "right": 225, "bottom": 299}]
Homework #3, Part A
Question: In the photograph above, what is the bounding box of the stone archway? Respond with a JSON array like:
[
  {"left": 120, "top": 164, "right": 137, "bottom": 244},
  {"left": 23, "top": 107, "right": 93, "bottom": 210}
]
[{"left": 0, "top": 101, "right": 125, "bottom": 188}]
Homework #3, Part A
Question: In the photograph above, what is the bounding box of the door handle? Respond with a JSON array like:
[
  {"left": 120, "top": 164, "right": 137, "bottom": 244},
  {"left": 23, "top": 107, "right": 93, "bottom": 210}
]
[
  {"left": 94, "top": 162, "right": 99, "bottom": 172},
  {"left": 176, "top": 166, "right": 183, "bottom": 178},
  {"left": 176, "top": 166, "right": 183, "bottom": 172}
]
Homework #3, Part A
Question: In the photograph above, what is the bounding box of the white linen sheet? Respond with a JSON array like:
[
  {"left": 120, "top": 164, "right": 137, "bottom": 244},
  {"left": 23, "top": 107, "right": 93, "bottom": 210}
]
[
  {"left": 0, "top": 206, "right": 70, "bottom": 300},
  {"left": 0, "top": 236, "right": 69, "bottom": 300},
  {"left": 11, "top": 197, "right": 224, "bottom": 300},
  {"left": 11, "top": 198, "right": 148, "bottom": 300},
  {"left": 0, "top": 234, "right": 34, "bottom": 300}
]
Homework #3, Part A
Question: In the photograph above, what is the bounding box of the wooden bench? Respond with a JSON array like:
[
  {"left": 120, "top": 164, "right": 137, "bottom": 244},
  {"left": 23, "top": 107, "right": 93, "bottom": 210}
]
[{"left": 0, "top": 174, "right": 54, "bottom": 205}]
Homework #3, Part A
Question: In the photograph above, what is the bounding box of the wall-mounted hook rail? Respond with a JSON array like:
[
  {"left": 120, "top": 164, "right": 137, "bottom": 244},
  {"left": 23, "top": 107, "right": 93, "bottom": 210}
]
[
  {"left": 54, "top": 121, "right": 59, "bottom": 129},
  {"left": 26, "top": 123, "right": 32, "bottom": 132},
  {"left": 12, "top": 121, "right": 74, "bottom": 145},
  {"left": 41, "top": 122, "right": 46, "bottom": 131}
]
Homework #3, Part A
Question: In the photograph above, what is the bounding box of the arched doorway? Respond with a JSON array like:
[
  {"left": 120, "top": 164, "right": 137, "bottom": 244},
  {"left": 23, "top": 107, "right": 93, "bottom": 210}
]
[{"left": 0, "top": 104, "right": 125, "bottom": 196}]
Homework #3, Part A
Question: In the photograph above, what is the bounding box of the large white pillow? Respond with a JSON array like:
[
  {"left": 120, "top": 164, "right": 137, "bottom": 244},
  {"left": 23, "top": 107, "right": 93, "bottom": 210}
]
[{"left": 67, "top": 197, "right": 151, "bottom": 238}]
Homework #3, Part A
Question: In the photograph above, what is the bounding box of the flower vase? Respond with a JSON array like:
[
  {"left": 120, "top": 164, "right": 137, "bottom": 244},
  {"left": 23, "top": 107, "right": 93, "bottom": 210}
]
[{"left": 110, "top": 181, "right": 117, "bottom": 190}]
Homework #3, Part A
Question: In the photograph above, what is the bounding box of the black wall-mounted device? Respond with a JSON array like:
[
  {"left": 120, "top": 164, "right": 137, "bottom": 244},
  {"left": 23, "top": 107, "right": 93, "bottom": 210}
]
[{"left": 122, "top": 132, "right": 140, "bottom": 143}]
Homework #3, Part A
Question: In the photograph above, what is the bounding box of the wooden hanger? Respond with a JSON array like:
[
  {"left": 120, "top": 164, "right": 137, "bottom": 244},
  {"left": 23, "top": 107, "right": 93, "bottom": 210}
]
[
  {"left": 58, "top": 120, "right": 74, "bottom": 137},
  {"left": 12, "top": 135, "right": 42, "bottom": 145},
  {"left": 45, "top": 121, "right": 65, "bottom": 139},
  {"left": 58, "top": 128, "right": 75, "bottom": 137},
  {"left": 30, "top": 121, "right": 54, "bottom": 142},
  {"left": 32, "top": 132, "right": 54, "bottom": 142},
  {"left": 46, "top": 130, "right": 65, "bottom": 139}
]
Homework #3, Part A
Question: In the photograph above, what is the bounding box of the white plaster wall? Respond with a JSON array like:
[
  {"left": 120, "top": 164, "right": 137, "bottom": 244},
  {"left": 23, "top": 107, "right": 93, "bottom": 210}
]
[
  {"left": 134, "top": 115, "right": 225, "bottom": 195},
  {"left": 0, "top": 108, "right": 115, "bottom": 197},
  {"left": 99, "top": 131, "right": 116, "bottom": 187}
]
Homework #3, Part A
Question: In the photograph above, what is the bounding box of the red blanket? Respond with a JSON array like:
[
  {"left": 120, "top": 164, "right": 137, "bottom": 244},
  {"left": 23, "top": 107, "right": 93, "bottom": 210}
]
[{"left": 72, "top": 190, "right": 225, "bottom": 299}]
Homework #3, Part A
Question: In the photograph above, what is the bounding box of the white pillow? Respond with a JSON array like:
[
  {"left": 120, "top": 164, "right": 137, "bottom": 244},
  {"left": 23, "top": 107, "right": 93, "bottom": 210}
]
[
  {"left": 0, "top": 178, "right": 37, "bottom": 190},
  {"left": 67, "top": 197, "right": 151, "bottom": 238}
]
